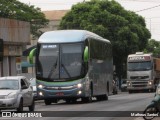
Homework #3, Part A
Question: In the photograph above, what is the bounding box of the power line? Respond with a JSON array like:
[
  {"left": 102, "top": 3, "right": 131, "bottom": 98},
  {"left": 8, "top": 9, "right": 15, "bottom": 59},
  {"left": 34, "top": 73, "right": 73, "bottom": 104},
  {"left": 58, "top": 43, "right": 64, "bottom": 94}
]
[
  {"left": 135, "top": 4, "right": 160, "bottom": 12},
  {"left": 145, "top": 16, "right": 160, "bottom": 19}
]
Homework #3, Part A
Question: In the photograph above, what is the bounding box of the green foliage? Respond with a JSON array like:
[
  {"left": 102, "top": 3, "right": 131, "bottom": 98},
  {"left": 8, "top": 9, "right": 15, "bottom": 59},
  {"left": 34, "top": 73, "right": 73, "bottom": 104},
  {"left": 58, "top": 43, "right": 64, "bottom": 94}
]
[
  {"left": 59, "top": 0, "right": 151, "bottom": 78},
  {"left": 0, "top": 0, "right": 49, "bottom": 39},
  {"left": 144, "top": 39, "right": 160, "bottom": 57}
]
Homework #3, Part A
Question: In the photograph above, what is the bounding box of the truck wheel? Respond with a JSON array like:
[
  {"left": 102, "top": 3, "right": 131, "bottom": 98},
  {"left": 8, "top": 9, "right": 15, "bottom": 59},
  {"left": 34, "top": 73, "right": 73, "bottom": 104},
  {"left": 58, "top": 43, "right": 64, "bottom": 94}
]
[{"left": 128, "top": 90, "right": 132, "bottom": 94}]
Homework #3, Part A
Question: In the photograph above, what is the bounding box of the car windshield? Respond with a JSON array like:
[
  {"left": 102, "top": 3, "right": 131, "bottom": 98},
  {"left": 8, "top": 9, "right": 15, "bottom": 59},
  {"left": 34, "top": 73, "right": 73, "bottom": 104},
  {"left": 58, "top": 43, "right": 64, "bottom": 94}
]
[
  {"left": 36, "top": 43, "right": 84, "bottom": 81},
  {"left": 128, "top": 61, "right": 152, "bottom": 71},
  {"left": 0, "top": 80, "right": 19, "bottom": 90}
]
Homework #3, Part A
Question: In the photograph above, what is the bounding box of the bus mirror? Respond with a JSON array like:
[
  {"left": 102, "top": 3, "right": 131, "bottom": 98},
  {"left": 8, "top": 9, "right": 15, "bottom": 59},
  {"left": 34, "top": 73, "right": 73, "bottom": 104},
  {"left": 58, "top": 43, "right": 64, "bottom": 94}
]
[
  {"left": 84, "top": 46, "right": 89, "bottom": 62},
  {"left": 29, "top": 48, "right": 36, "bottom": 64}
]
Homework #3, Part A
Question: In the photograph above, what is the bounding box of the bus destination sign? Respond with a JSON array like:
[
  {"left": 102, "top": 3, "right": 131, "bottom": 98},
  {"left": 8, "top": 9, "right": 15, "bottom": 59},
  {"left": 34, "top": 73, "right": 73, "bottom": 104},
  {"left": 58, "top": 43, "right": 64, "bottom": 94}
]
[
  {"left": 128, "top": 56, "right": 151, "bottom": 61},
  {"left": 42, "top": 45, "right": 57, "bottom": 49}
]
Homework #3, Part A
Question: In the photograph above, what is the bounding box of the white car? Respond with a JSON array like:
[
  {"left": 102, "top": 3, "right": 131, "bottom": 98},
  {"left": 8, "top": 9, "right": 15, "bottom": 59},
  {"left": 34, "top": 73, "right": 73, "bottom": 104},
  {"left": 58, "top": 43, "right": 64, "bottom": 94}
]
[{"left": 0, "top": 76, "right": 35, "bottom": 112}]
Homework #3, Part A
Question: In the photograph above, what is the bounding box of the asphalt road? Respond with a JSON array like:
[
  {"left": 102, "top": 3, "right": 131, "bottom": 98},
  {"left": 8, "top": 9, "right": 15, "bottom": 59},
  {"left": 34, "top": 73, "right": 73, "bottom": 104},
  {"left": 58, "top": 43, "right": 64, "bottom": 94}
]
[{"left": 1, "top": 92, "right": 158, "bottom": 120}]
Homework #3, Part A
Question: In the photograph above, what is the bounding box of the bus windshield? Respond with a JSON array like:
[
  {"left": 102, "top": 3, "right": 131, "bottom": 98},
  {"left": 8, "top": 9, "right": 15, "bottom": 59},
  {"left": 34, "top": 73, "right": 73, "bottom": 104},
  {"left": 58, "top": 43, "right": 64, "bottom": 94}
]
[
  {"left": 128, "top": 61, "right": 152, "bottom": 71},
  {"left": 36, "top": 43, "right": 84, "bottom": 81}
]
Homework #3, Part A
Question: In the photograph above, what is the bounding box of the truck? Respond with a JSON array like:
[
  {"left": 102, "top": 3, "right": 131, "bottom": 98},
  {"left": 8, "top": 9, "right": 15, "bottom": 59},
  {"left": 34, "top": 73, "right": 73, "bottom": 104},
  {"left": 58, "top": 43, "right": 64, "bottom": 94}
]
[{"left": 127, "top": 52, "right": 160, "bottom": 93}]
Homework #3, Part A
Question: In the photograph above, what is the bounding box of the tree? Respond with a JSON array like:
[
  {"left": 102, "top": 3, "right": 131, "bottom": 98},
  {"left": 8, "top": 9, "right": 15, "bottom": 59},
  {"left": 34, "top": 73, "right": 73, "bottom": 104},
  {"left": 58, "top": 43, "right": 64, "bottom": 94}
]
[
  {"left": 59, "top": 0, "right": 151, "bottom": 79},
  {"left": 0, "top": 0, "right": 49, "bottom": 39},
  {"left": 144, "top": 39, "right": 160, "bottom": 57}
]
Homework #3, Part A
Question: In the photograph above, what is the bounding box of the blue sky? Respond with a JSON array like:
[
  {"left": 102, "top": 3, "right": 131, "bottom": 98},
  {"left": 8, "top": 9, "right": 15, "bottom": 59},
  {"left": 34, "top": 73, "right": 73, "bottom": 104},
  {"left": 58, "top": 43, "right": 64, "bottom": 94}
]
[{"left": 18, "top": 0, "right": 160, "bottom": 41}]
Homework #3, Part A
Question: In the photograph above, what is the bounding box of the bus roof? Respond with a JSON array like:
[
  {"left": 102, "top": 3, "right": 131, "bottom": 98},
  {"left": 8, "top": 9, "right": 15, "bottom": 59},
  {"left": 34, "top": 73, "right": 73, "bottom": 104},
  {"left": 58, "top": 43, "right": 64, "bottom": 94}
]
[{"left": 38, "top": 30, "right": 110, "bottom": 44}]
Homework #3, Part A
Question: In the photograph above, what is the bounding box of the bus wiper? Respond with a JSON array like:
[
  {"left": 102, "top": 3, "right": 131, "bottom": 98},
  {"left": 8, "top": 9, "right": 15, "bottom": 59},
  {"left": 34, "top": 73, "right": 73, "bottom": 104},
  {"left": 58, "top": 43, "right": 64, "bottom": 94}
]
[
  {"left": 61, "top": 64, "right": 71, "bottom": 78},
  {"left": 0, "top": 87, "right": 11, "bottom": 89},
  {"left": 48, "top": 59, "right": 58, "bottom": 78}
]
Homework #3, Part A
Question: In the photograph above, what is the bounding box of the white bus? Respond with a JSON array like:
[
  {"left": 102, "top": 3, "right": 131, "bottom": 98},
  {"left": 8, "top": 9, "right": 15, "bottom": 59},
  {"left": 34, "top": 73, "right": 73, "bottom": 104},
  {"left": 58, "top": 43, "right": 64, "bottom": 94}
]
[{"left": 29, "top": 30, "right": 113, "bottom": 105}]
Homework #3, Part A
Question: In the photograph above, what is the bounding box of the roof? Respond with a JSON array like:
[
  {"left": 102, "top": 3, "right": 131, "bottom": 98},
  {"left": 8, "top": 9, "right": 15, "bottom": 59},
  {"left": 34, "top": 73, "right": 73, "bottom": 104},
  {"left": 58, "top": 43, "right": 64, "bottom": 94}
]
[
  {"left": 0, "top": 76, "right": 26, "bottom": 80},
  {"left": 128, "top": 53, "right": 152, "bottom": 57},
  {"left": 42, "top": 10, "right": 69, "bottom": 20},
  {"left": 38, "top": 30, "right": 110, "bottom": 44}
]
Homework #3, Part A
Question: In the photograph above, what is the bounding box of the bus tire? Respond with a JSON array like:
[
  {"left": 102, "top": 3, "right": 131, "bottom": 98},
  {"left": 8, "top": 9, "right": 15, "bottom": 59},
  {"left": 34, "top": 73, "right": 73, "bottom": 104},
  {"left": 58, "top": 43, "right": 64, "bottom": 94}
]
[
  {"left": 81, "top": 96, "right": 92, "bottom": 103},
  {"left": 103, "top": 94, "right": 108, "bottom": 100},
  {"left": 52, "top": 99, "right": 58, "bottom": 103},
  {"left": 44, "top": 99, "right": 52, "bottom": 105},
  {"left": 96, "top": 95, "right": 102, "bottom": 101},
  {"left": 65, "top": 99, "right": 71, "bottom": 103},
  {"left": 82, "top": 87, "right": 92, "bottom": 103}
]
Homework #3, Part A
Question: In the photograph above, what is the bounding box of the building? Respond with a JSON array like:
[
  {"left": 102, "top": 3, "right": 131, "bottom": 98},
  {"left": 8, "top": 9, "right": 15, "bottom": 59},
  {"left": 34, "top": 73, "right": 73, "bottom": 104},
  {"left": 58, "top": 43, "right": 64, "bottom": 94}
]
[
  {"left": 42, "top": 10, "right": 69, "bottom": 32},
  {"left": 0, "top": 18, "right": 30, "bottom": 77}
]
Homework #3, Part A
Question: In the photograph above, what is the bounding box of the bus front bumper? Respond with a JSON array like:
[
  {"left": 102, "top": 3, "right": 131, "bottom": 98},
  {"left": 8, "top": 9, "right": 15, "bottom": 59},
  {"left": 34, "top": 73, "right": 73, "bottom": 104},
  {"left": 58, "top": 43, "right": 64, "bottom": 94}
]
[{"left": 37, "top": 87, "right": 87, "bottom": 99}]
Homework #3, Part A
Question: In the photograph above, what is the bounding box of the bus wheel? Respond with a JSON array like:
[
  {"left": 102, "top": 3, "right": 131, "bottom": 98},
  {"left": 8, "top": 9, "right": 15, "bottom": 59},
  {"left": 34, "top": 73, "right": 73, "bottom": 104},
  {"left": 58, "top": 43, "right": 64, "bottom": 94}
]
[
  {"left": 96, "top": 96, "right": 103, "bottom": 101},
  {"left": 96, "top": 94, "right": 108, "bottom": 101},
  {"left": 44, "top": 99, "right": 52, "bottom": 105},
  {"left": 71, "top": 99, "right": 77, "bottom": 103},
  {"left": 65, "top": 99, "right": 71, "bottom": 104},
  {"left": 102, "top": 94, "right": 108, "bottom": 100},
  {"left": 52, "top": 99, "right": 58, "bottom": 103},
  {"left": 81, "top": 97, "right": 92, "bottom": 103},
  {"left": 82, "top": 90, "right": 92, "bottom": 103}
]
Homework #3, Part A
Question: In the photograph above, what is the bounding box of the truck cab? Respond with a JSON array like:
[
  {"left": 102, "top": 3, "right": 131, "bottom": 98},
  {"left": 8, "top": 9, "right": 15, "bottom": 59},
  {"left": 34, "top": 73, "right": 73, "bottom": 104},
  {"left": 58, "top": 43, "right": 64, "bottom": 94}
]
[{"left": 127, "top": 52, "right": 156, "bottom": 93}]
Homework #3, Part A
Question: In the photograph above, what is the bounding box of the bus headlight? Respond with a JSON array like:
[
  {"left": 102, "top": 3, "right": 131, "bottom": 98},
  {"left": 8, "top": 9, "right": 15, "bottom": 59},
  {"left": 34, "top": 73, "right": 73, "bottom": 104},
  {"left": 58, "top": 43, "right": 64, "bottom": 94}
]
[
  {"left": 77, "top": 90, "right": 82, "bottom": 95},
  {"left": 39, "top": 92, "right": 44, "bottom": 96},
  {"left": 77, "top": 83, "right": 82, "bottom": 88},
  {"left": 38, "top": 84, "right": 44, "bottom": 89}
]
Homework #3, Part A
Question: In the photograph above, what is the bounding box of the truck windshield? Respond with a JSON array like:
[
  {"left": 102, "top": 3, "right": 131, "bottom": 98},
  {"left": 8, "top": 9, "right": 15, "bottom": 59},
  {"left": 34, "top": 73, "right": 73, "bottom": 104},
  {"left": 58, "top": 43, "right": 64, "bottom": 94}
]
[
  {"left": 36, "top": 43, "right": 84, "bottom": 81},
  {"left": 128, "top": 61, "right": 152, "bottom": 71}
]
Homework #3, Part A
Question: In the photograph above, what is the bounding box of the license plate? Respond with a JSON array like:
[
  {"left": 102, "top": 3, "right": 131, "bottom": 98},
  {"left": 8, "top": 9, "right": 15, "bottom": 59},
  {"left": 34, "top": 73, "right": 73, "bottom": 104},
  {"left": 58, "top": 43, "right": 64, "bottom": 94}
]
[{"left": 56, "top": 92, "right": 64, "bottom": 96}]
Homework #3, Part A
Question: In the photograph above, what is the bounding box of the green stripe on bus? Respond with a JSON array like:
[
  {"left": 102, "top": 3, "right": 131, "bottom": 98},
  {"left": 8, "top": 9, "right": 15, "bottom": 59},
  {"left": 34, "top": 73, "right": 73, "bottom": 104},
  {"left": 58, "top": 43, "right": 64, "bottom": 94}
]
[{"left": 36, "top": 79, "right": 83, "bottom": 85}]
